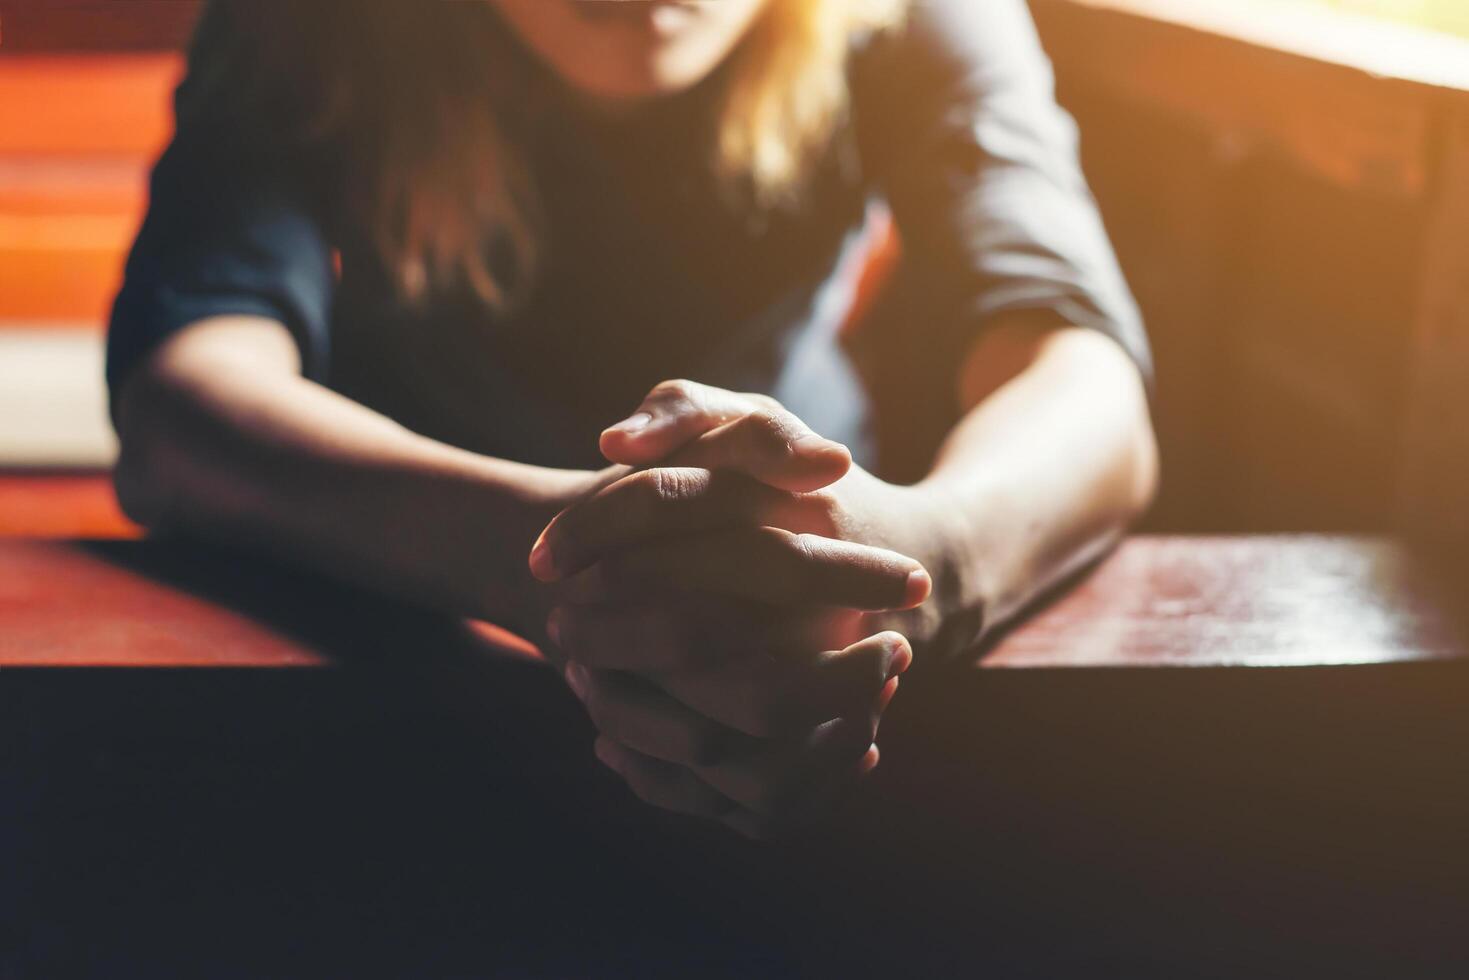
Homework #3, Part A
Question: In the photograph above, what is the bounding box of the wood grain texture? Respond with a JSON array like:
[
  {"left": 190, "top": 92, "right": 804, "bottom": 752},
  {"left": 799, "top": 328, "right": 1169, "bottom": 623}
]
[
  {"left": 983, "top": 535, "right": 1467, "bottom": 667},
  {"left": 2, "top": 535, "right": 1463, "bottom": 669}
]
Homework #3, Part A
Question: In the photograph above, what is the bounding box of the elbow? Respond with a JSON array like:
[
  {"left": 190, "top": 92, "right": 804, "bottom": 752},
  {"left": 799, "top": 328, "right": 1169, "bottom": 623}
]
[
  {"left": 1128, "top": 413, "right": 1161, "bottom": 523},
  {"left": 1102, "top": 333, "right": 1160, "bottom": 526},
  {"left": 1054, "top": 324, "right": 1161, "bottom": 526},
  {"left": 1075, "top": 329, "right": 1160, "bottom": 529},
  {"left": 109, "top": 371, "right": 183, "bottom": 531},
  {"left": 107, "top": 315, "right": 301, "bottom": 534},
  {"left": 1119, "top": 374, "right": 1161, "bottom": 526},
  {"left": 112, "top": 441, "right": 170, "bottom": 531}
]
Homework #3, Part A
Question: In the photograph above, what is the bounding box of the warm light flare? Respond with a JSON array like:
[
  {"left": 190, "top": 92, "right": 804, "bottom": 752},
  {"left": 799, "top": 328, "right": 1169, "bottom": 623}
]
[{"left": 1275, "top": 0, "right": 1469, "bottom": 37}]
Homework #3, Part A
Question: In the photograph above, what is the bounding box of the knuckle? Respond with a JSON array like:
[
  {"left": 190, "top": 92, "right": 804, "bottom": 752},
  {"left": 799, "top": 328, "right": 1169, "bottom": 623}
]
[
  {"left": 636, "top": 469, "right": 674, "bottom": 506},
  {"left": 785, "top": 532, "right": 825, "bottom": 575},
  {"left": 750, "top": 410, "right": 798, "bottom": 453},
  {"left": 771, "top": 531, "right": 823, "bottom": 593},
  {"left": 796, "top": 489, "right": 842, "bottom": 536},
  {"left": 621, "top": 470, "right": 689, "bottom": 529},
  {"left": 651, "top": 378, "right": 698, "bottom": 407},
  {"left": 784, "top": 529, "right": 815, "bottom": 560},
  {"left": 644, "top": 467, "right": 700, "bottom": 504},
  {"left": 743, "top": 392, "right": 785, "bottom": 413}
]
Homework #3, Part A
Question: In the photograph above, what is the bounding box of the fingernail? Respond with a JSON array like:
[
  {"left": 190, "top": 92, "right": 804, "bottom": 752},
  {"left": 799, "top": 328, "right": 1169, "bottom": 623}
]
[
  {"left": 860, "top": 743, "right": 881, "bottom": 774},
  {"left": 564, "top": 662, "right": 589, "bottom": 700},
  {"left": 545, "top": 607, "right": 564, "bottom": 647},
  {"left": 877, "top": 676, "right": 900, "bottom": 714},
  {"left": 604, "top": 412, "right": 652, "bottom": 436},
  {"left": 904, "top": 569, "right": 932, "bottom": 607},
  {"left": 887, "top": 639, "right": 913, "bottom": 678},
  {"left": 528, "top": 536, "right": 557, "bottom": 582}
]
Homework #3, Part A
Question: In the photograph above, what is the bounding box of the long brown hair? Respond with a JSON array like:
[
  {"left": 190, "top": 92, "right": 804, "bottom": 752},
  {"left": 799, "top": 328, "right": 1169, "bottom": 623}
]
[{"left": 194, "top": 0, "right": 908, "bottom": 310}]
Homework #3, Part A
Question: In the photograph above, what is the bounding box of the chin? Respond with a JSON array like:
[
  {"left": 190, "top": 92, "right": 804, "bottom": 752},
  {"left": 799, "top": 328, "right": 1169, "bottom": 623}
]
[
  {"left": 490, "top": 0, "right": 764, "bottom": 105},
  {"left": 565, "top": 45, "right": 721, "bottom": 102}
]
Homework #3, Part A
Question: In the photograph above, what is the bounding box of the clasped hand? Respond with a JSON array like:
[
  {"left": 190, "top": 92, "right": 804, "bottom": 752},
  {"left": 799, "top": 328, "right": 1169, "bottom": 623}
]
[{"left": 529, "top": 380, "right": 933, "bottom": 839}]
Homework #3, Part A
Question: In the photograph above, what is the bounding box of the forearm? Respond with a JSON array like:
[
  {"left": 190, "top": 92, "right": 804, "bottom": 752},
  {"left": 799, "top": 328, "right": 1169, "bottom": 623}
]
[
  {"left": 113, "top": 317, "right": 596, "bottom": 635},
  {"left": 908, "top": 319, "right": 1158, "bottom": 658}
]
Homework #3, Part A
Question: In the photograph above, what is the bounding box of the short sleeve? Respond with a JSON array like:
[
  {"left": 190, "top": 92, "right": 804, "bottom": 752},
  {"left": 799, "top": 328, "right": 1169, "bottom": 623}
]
[
  {"left": 106, "top": 0, "right": 335, "bottom": 392},
  {"left": 851, "top": 0, "right": 1153, "bottom": 388}
]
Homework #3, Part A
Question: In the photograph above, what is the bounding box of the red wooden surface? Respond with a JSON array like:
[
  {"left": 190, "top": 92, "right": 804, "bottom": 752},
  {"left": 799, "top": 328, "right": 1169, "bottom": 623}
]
[
  {"left": 0, "top": 473, "right": 138, "bottom": 538},
  {"left": 2, "top": 535, "right": 1463, "bottom": 669},
  {"left": 0, "top": 539, "right": 323, "bottom": 667},
  {"left": 985, "top": 535, "right": 1469, "bottom": 667}
]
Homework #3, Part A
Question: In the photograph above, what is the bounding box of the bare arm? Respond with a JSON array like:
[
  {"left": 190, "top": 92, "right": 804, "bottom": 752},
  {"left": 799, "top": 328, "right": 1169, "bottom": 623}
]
[
  {"left": 112, "top": 315, "right": 604, "bottom": 640},
  {"left": 539, "top": 311, "right": 1157, "bottom": 663},
  {"left": 909, "top": 313, "right": 1158, "bottom": 655}
]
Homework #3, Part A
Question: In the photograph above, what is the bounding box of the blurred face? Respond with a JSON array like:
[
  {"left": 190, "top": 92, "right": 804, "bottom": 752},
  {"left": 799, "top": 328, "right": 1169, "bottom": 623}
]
[{"left": 489, "top": 0, "right": 773, "bottom": 102}]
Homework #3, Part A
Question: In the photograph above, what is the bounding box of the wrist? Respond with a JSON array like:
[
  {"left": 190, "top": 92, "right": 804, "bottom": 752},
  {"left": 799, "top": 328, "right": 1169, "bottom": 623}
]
[
  {"left": 446, "top": 457, "right": 601, "bottom": 625},
  {"left": 893, "top": 478, "right": 998, "bottom": 662},
  {"left": 510, "top": 462, "right": 608, "bottom": 530}
]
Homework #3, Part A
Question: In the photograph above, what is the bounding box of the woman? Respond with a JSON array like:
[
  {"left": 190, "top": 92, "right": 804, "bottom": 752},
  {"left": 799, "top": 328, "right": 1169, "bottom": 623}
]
[{"left": 109, "top": 0, "right": 1157, "bottom": 838}]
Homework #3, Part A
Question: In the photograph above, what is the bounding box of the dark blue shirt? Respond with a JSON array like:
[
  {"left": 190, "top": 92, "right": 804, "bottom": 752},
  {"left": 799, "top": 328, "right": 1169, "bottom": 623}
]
[{"left": 109, "top": 0, "right": 1150, "bottom": 471}]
